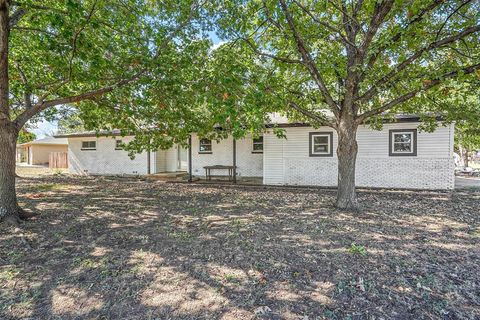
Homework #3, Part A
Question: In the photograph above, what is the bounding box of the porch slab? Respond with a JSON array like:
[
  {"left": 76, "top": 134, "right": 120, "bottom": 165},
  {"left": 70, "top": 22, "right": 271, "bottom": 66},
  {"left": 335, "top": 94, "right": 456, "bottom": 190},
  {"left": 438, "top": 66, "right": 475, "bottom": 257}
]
[
  {"left": 194, "top": 176, "right": 263, "bottom": 185},
  {"left": 147, "top": 172, "right": 188, "bottom": 181}
]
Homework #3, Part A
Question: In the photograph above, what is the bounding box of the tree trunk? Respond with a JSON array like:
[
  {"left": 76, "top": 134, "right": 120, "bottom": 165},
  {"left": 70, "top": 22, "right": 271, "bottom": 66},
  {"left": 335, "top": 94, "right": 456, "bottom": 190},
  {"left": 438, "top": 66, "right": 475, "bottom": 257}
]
[
  {"left": 458, "top": 145, "right": 469, "bottom": 167},
  {"left": 336, "top": 118, "right": 359, "bottom": 210},
  {"left": 0, "top": 121, "right": 21, "bottom": 222}
]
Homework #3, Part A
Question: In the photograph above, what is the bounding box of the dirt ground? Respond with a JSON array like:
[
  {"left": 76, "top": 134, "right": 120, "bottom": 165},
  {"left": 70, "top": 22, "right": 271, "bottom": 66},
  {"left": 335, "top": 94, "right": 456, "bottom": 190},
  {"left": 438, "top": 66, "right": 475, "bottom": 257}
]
[{"left": 1, "top": 168, "right": 479, "bottom": 319}]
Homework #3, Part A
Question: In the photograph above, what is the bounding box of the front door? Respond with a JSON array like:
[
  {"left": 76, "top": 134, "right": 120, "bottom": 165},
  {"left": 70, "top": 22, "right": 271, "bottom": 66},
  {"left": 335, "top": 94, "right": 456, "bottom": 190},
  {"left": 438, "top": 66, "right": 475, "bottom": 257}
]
[{"left": 177, "top": 145, "right": 188, "bottom": 171}]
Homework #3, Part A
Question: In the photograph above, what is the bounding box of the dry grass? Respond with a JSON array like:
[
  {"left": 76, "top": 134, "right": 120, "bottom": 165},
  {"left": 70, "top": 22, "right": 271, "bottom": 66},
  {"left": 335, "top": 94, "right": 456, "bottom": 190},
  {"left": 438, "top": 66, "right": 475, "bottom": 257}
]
[{"left": 1, "top": 170, "right": 479, "bottom": 319}]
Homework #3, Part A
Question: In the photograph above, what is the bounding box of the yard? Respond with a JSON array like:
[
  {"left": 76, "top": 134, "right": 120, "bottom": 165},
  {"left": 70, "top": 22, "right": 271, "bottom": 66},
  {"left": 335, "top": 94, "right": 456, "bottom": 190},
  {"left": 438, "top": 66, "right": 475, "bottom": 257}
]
[{"left": 1, "top": 168, "right": 479, "bottom": 319}]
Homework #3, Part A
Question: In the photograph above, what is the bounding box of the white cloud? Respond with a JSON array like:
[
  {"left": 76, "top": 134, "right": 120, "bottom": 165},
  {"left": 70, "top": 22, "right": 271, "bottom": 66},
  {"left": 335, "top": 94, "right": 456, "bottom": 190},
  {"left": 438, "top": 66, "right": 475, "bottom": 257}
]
[{"left": 211, "top": 40, "right": 227, "bottom": 51}]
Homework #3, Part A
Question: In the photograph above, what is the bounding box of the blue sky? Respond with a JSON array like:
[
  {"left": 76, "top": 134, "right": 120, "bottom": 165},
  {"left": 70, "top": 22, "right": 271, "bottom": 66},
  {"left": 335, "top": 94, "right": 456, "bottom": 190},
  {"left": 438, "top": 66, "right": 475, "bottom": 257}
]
[{"left": 33, "top": 32, "right": 223, "bottom": 139}]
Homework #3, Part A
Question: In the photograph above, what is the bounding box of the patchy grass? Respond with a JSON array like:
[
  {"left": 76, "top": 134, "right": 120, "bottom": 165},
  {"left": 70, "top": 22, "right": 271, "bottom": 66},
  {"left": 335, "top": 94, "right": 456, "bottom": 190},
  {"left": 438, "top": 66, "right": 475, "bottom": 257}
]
[
  {"left": 1, "top": 172, "right": 479, "bottom": 319},
  {"left": 348, "top": 242, "right": 368, "bottom": 256}
]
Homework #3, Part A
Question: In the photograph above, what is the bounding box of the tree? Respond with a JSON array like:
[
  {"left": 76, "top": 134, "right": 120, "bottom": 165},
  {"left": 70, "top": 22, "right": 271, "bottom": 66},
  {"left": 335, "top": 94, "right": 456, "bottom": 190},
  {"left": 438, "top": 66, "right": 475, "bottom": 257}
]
[
  {"left": 213, "top": 0, "right": 480, "bottom": 209},
  {"left": 0, "top": 0, "right": 210, "bottom": 223},
  {"left": 16, "top": 128, "right": 35, "bottom": 144},
  {"left": 442, "top": 80, "right": 480, "bottom": 167},
  {"left": 57, "top": 109, "right": 85, "bottom": 134},
  {"left": 456, "top": 124, "right": 480, "bottom": 167}
]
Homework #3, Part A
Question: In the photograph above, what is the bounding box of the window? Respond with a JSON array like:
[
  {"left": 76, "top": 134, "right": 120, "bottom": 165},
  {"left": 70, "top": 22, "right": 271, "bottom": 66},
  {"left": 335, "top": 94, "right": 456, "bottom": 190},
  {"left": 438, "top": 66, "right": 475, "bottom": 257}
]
[
  {"left": 115, "top": 140, "right": 123, "bottom": 150},
  {"left": 389, "top": 129, "right": 417, "bottom": 156},
  {"left": 199, "top": 138, "right": 212, "bottom": 153},
  {"left": 309, "top": 132, "right": 333, "bottom": 157},
  {"left": 252, "top": 136, "right": 263, "bottom": 153},
  {"left": 81, "top": 141, "right": 96, "bottom": 151}
]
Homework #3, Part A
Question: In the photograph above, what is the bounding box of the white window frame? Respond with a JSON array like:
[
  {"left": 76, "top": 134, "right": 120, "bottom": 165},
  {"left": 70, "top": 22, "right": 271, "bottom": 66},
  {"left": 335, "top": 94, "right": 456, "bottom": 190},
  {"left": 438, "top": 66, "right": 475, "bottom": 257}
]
[
  {"left": 81, "top": 141, "right": 96, "bottom": 151},
  {"left": 309, "top": 132, "right": 333, "bottom": 157},
  {"left": 252, "top": 136, "right": 263, "bottom": 153},
  {"left": 199, "top": 138, "right": 212, "bottom": 153},
  {"left": 389, "top": 129, "right": 417, "bottom": 156}
]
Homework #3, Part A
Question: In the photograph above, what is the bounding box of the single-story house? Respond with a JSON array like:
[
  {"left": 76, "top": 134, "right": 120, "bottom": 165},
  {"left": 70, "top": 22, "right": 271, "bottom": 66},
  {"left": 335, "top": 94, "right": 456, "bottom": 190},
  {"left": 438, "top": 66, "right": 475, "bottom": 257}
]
[
  {"left": 56, "top": 115, "right": 455, "bottom": 189},
  {"left": 16, "top": 137, "right": 69, "bottom": 166}
]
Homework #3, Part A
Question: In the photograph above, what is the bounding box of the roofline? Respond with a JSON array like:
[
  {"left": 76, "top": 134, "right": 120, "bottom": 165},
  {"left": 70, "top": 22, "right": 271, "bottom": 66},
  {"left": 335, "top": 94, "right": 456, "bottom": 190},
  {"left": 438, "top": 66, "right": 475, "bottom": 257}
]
[
  {"left": 56, "top": 115, "right": 445, "bottom": 137},
  {"left": 55, "top": 132, "right": 127, "bottom": 138},
  {"left": 264, "top": 115, "right": 445, "bottom": 128},
  {"left": 18, "top": 141, "right": 68, "bottom": 147}
]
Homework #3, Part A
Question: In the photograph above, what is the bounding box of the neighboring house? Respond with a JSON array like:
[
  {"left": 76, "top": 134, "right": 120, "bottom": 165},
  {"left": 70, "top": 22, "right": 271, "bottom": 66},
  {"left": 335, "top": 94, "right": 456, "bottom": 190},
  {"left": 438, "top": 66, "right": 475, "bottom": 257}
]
[
  {"left": 16, "top": 137, "right": 68, "bottom": 166},
  {"left": 57, "top": 115, "right": 455, "bottom": 190}
]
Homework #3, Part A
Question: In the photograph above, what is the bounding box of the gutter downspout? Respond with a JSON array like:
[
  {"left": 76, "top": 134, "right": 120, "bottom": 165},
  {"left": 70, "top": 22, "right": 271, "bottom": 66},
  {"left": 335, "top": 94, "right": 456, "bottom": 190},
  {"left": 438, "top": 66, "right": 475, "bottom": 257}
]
[
  {"left": 188, "top": 135, "right": 193, "bottom": 182},
  {"left": 233, "top": 137, "right": 237, "bottom": 184}
]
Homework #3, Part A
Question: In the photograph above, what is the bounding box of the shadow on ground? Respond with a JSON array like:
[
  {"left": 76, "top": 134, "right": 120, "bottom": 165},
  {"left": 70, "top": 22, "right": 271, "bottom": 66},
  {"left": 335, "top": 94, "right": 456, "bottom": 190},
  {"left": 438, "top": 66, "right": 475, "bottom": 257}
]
[{"left": 1, "top": 174, "right": 479, "bottom": 319}]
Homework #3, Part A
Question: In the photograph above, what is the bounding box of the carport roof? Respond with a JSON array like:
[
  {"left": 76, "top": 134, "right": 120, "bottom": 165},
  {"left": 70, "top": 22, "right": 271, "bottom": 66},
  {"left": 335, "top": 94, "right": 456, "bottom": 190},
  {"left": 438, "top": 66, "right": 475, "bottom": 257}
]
[{"left": 18, "top": 137, "right": 68, "bottom": 146}]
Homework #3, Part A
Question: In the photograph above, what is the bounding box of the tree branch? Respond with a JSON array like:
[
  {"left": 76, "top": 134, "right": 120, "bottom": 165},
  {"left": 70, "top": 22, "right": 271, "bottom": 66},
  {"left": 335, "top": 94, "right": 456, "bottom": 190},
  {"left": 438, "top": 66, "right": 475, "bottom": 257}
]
[
  {"left": 9, "top": 8, "right": 26, "bottom": 28},
  {"left": 358, "top": 24, "right": 480, "bottom": 103},
  {"left": 10, "top": 26, "right": 58, "bottom": 36},
  {"left": 291, "top": 0, "right": 357, "bottom": 48},
  {"left": 241, "top": 37, "right": 301, "bottom": 64},
  {"left": 278, "top": 0, "right": 340, "bottom": 116},
  {"left": 10, "top": 1, "right": 68, "bottom": 14},
  {"left": 359, "top": 0, "right": 394, "bottom": 58},
  {"left": 288, "top": 101, "right": 335, "bottom": 128},
  {"left": 361, "top": 0, "right": 445, "bottom": 76},
  {"left": 15, "top": 82, "right": 122, "bottom": 127},
  {"left": 435, "top": 0, "right": 473, "bottom": 41},
  {"left": 14, "top": 61, "right": 31, "bottom": 109},
  {"left": 356, "top": 62, "right": 480, "bottom": 122},
  {"left": 68, "top": 0, "right": 98, "bottom": 79}
]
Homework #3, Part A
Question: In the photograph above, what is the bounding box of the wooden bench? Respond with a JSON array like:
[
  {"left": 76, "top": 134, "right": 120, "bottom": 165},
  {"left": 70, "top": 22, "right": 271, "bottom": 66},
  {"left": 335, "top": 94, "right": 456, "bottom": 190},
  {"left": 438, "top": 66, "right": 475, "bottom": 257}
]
[{"left": 204, "top": 165, "right": 236, "bottom": 181}]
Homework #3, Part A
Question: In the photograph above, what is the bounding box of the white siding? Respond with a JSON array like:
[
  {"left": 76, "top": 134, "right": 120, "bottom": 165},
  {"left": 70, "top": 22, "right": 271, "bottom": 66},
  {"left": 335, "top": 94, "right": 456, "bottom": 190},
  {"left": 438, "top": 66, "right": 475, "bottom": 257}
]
[
  {"left": 165, "top": 147, "right": 178, "bottom": 172},
  {"left": 263, "top": 134, "right": 284, "bottom": 185},
  {"left": 263, "top": 123, "right": 455, "bottom": 189},
  {"left": 191, "top": 135, "right": 263, "bottom": 178},
  {"left": 155, "top": 150, "right": 166, "bottom": 173}
]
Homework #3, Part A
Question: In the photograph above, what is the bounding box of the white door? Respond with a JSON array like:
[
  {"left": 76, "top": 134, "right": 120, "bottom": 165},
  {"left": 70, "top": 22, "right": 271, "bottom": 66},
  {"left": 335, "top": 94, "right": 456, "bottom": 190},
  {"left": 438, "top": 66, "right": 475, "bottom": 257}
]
[{"left": 178, "top": 146, "right": 188, "bottom": 171}]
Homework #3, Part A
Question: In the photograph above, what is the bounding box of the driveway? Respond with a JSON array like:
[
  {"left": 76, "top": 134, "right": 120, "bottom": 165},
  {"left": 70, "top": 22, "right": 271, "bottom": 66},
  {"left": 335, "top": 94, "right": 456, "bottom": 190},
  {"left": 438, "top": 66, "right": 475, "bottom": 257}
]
[{"left": 455, "top": 176, "right": 480, "bottom": 189}]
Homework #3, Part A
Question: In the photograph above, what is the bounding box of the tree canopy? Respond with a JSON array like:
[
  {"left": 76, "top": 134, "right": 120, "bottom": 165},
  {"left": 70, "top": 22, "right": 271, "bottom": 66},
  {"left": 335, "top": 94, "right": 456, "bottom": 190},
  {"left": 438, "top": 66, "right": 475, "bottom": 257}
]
[
  {"left": 5, "top": 0, "right": 212, "bottom": 128},
  {"left": 16, "top": 128, "right": 35, "bottom": 144},
  {"left": 209, "top": 0, "right": 480, "bottom": 127}
]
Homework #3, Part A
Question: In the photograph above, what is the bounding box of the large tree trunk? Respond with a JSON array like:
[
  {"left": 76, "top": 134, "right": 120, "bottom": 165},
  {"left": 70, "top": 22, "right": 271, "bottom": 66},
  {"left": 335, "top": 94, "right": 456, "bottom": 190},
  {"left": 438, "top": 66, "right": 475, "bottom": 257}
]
[
  {"left": 0, "top": 2, "right": 21, "bottom": 223},
  {"left": 0, "top": 121, "right": 21, "bottom": 222},
  {"left": 336, "top": 117, "right": 359, "bottom": 210}
]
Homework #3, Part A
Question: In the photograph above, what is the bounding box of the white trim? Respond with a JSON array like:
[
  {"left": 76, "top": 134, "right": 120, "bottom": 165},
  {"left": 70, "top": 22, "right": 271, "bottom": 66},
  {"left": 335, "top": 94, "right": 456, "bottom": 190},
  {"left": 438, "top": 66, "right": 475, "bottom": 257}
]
[{"left": 391, "top": 131, "right": 414, "bottom": 154}]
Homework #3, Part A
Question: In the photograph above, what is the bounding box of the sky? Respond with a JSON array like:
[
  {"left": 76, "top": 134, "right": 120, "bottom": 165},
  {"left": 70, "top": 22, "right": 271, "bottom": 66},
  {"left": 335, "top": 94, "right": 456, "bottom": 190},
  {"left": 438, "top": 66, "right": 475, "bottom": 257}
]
[
  {"left": 32, "top": 31, "right": 223, "bottom": 140},
  {"left": 31, "top": 119, "right": 58, "bottom": 139}
]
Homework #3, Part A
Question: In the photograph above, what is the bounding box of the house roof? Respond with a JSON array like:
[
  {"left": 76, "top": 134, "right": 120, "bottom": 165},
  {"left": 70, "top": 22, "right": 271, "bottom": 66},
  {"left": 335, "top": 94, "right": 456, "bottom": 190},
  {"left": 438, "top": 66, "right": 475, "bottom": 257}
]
[
  {"left": 18, "top": 136, "right": 68, "bottom": 147},
  {"left": 55, "top": 129, "right": 125, "bottom": 139},
  {"left": 264, "top": 113, "right": 444, "bottom": 127}
]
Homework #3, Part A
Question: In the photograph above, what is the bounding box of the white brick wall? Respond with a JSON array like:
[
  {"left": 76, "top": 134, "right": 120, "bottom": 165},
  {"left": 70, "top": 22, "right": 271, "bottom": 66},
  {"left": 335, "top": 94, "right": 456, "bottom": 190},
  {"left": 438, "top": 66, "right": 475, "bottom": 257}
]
[
  {"left": 69, "top": 136, "right": 186, "bottom": 175},
  {"left": 264, "top": 123, "right": 455, "bottom": 189},
  {"left": 190, "top": 135, "right": 263, "bottom": 178},
  {"left": 68, "top": 136, "right": 150, "bottom": 175}
]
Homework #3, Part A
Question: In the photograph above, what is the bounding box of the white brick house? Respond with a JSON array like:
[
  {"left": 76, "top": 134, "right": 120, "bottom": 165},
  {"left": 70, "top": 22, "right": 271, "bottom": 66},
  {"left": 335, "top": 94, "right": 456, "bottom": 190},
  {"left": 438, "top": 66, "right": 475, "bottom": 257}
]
[{"left": 58, "top": 117, "right": 455, "bottom": 190}]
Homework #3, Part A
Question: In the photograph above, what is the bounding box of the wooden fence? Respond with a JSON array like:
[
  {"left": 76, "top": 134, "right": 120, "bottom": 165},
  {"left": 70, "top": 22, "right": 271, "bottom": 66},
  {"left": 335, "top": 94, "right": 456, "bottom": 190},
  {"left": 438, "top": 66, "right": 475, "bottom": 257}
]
[{"left": 49, "top": 152, "right": 68, "bottom": 169}]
